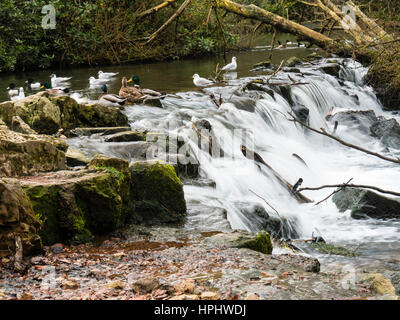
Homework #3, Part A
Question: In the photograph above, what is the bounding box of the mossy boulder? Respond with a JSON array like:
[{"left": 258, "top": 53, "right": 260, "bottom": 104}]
[
  {"left": 0, "top": 126, "right": 68, "bottom": 177},
  {"left": 235, "top": 231, "right": 273, "bottom": 254},
  {"left": 332, "top": 187, "right": 400, "bottom": 220},
  {"left": 50, "top": 96, "right": 129, "bottom": 131},
  {"left": 129, "top": 160, "right": 187, "bottom": 225},
  {"left": 205, "top": 231, "right": 273, "bottom": 255},
  {"left": 21, "top": 166, "right": 130, "bottom": 245},
  {"left": 11, "top": 116, "right": 37, "bottom": 135},
  {"left": 0, "top": 178, "right": 43, "bottom": 257},
  {"left": 0, "top": 93, "right": 61, "bottom": 134}
]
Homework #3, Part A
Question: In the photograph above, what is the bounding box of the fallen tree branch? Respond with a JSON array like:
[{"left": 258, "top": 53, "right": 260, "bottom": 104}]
[
  {"left": 299, "top": 183, "right": 400, "bottom": 198},
  {"left": 314, "top": 178, "right": 353, "bottom": 205},
  {"left": 136, "top": 0, "right": 178, "bottom": 21},
  {"left": 284, "top": 111, "right": 400, "bottom": 165},
  {"left": 146, "top": 0, "right": 192, "bottom": 44}
]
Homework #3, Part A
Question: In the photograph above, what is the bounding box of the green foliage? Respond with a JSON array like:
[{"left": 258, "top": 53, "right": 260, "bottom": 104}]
[{"left": 0, "top": 0, "right": 273, "bottom": 72}]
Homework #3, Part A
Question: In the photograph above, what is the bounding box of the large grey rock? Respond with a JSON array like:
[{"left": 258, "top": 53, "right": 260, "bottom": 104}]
[
  {"left": 332, "top": 187, "right": 400, "bottom": 220},
  {"left": 236, "top": 202, "right": 299, "bottom": 239},
  {"left": 370, "top": 118, "right": 400, "bottom": 149},
  {"left": 0, "top": 125, "right": 68, "bottom": 177}
]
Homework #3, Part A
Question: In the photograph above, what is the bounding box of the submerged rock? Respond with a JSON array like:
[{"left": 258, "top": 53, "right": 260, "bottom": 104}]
[
  {"left": 0, "top": 178, "right": 43, "bottom": 256},
  {"left": 292, "top": 104, "right": 310, "bottom": 124},
  {"left": 236, "top": 202, "right": 299, "bottom": 239},
  {"left": 326, "top": 110, "right": 378, "bottom": 134},
  {"left": 370, "top": 118, "right": 400, "bottom": 149},
  {"left": 129, "top": 161, "right": 187, "bottom": 225},
  {"left": 332, "top": 187, "right": 400, "bottom": 220},
  {"left": 0, "top": 126, "right": 68, "bottom": 177},
  {"left": 253, "top": 60, "right": 273, "bottom": 70}
]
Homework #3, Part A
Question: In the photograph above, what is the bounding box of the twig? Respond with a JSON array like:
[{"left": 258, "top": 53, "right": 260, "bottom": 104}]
[
  {"left": 249, "top": 189, "right": 281, "bottom": 217},
  {"left": 249, "top": 189, "right": 284, "bottom": 237},
  {"left": 313, "top": 178, "right": 353, "bottom": 205},
  {"left": 299, "top": 183, "right": 400, "bottom": 198},
  {"left": 266, "top": 59, "right": 285, "bottom": 84}
]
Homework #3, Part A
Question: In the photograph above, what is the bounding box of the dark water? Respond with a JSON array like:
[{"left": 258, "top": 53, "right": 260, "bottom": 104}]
[{"left": 0, "top": 34, "right": 315, "bottom": 102}]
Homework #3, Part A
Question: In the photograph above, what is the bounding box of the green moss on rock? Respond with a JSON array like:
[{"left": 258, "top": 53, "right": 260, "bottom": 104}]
[
  {"left": 21, "top": 167, "right": 131, "bottom": 245},
  {"left": 50, "top": 96, "right": 129, "bottom": 130},
  {"left": 129, "top": 161, "right": 187, "bottom": 225},
  {"left": 0, "top": 178, "right": 43, "bottom": 256},
  {"left": 235, "top": 231, "right": 273, "bottom": 255}
]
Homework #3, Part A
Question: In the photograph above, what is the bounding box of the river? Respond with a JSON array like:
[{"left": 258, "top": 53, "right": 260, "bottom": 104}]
[{"left": 1, "top": 36, "right": 400, "bottom": 275}]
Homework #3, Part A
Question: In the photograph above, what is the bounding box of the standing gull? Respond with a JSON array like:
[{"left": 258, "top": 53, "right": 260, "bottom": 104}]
[{"left": 221, "top": 57, "right": 237, "bottom": 71}]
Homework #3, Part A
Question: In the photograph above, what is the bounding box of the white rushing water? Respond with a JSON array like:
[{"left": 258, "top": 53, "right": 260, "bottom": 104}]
[{"left": 69, "top": 57, "right": 400, "bottom": 245}]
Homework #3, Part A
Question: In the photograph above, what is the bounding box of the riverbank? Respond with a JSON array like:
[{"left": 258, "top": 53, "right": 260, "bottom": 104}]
[{"left": 0, "top": 225, "right": 398, "bottom": 300}]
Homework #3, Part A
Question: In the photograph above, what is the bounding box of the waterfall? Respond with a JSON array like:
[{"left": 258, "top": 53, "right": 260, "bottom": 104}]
[{"left": 70, "top": 58, "right": 400, "bottom": 244}]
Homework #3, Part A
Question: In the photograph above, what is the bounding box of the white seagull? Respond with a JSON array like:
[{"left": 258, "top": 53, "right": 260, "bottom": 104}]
[
  {"left": 50, "top": 74, "right": 72, "bottom": 87},
  {"left": 98, "top": 71, "right": 119, "bottom": 79},
  {"left": 193, "top": 74, "right": 214, "bottom": 87},
  {"left": 221, "top": 57, "right": 237, "bottom": 71}
]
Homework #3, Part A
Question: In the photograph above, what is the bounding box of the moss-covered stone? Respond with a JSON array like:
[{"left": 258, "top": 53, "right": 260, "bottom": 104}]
[
  {"left": 0, "top": 126, "right": 68, "bottom": 177},
  {"left": 235, "top": 231, "right": 273, "bottom": 254},
  {"left": 50, "top": 96, "right": 129, "bottom": 131},
  {"left": 20, "top": 167, "right": 130, "bottom": 245},
  {"left": 0, "top": 178, "right": 43, "bottom": 257},
  {"left": 204, "top": 231, "right": 273, "bottom": 255},
  {"left": 129, "top": 160, "right": 187, "bottom": 225},
  {"left": 0, "top": 93, "right": 61, "bottom": 135}
]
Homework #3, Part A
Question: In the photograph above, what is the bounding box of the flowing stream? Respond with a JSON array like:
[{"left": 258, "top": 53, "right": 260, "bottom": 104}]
[{"left": 2, "top": 37, "right": 400, "bottom": 271}]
